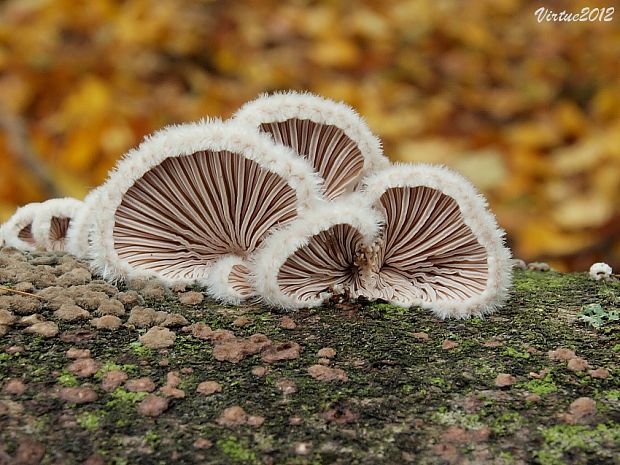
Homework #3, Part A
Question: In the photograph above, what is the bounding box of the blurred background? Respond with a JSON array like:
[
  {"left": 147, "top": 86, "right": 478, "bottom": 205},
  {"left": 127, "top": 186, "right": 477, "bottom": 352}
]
[{"left": 0, "top": 0, "right": 618, "bottom": 271}]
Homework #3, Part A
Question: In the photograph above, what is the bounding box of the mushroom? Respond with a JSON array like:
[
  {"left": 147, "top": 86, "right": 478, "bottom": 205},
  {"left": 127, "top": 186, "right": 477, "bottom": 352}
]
[
  {"left": 89, "top": 120, "right": 323, "bottom": 304},
  {"left": 360, "top": 164, "right": 512, "bottom": 318},
  {"left": 0, "top": 202, "right": 44, "bottom": 251},
  {"left": 589, "top": 262, "right": 613, "bottom": 281},
  {"left": 233, "top": 91, "right": 389, "bottom": 200},
  {"left": 65, "top": 188, "right": 102, "bottom": 259},
  {"left": 250, "top": 196, "right": 383, "bottom": 309},
  {"left": 32, "top": 197, "right": 84, "bottom": 252},
  {"left": 251, "top": 164, "right": 512, "bottom": 318}
]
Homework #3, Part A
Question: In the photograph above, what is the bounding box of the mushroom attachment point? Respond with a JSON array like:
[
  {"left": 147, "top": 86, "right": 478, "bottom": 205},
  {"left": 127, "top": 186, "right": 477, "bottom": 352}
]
[
  {"left": 233, "top": 91, "right": 389, "bottom": 200},
  {"left": 89, "top": 120, "right": 323, "bottom": 304}
]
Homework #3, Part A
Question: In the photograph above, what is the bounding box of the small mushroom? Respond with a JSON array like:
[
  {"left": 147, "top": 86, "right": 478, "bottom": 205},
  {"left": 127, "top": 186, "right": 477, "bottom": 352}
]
[
  {"left": 0, "top": 202, "right": 43, "bottom": 251},
  {"left": 89, "top": 120, "right": 323, "bottom": 304},
  {"left": 32, "top": 197, "right": 84, "bottom": 252},
  {"left": 233, "top": 91, "right": 389, "bottom": 200},
  {"left": 589, "top": 262, "right": 613, "bottom": 281},
  {"left": 251, "top": 196, "right": 382, "bottom": 308}
]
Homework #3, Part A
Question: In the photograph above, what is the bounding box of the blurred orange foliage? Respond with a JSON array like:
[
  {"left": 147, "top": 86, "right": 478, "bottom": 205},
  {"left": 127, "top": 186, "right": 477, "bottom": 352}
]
[{"left": 0, "top": 0, "right": 619, "bottom": 271}]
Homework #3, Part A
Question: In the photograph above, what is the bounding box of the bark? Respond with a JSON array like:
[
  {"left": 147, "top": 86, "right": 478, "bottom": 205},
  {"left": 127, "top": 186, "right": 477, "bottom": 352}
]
[{"left": 0, "top": 255, "right": 619, "bottom": 465}]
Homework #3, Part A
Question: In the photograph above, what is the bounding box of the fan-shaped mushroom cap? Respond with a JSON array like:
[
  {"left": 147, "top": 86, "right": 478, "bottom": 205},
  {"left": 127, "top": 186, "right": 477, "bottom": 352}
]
[
  {"left": 31, "top": 197, "right": 84, "bottom": 252},
  {"left": 251, "top": 196, "right": 383, "bottom": 309},
  {"left": 0, "top": 202, "right": 44, "bottom": 251},
  {"left": 65, "top": 188, "right": 102, "bottom": 259},
  {"left": 361, "top": 164, "right": 512, "bottom": 319},
  {"left": 90, "top": 119, "right": 324, "bottom": 286},
  {"left": 233, "top": 91, "right": 389, "bottom": 200}
]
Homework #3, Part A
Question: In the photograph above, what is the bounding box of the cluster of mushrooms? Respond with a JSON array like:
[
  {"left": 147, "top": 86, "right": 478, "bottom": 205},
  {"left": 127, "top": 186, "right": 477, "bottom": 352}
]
[{"left": 0, "top": 92, "right": 513, "bottom": 319}]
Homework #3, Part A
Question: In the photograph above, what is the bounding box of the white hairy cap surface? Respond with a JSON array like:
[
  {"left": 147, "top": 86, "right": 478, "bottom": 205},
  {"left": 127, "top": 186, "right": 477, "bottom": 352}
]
[
  {"left": 589, "top": 262, "right": 613, "bottom": 281},
  {"left": 250, "top": 195, "right": 383, "bottom": 309},
  {"left": 361, "top": 163, "right": 513, "bottom": 319},
  {"left": 90, "top": 119, "right": 323, "bottom": 286},
  {"left": 233, "top": 91, "right": 389, "bottom": 200},
  {"left": 31, "top": 197, "right": 84, "bottom": 252},
  {"left": 0, "top": 202, "right": 44, "bottom": 251},
  {"left": 65, "top": 188, "right": 102, "bottom": 259}
]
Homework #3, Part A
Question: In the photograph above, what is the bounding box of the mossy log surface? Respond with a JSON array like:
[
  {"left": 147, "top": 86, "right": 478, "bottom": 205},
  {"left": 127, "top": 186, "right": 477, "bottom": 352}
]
[{"left": 0, "top": 250, "right": 619, "bottom": 465}]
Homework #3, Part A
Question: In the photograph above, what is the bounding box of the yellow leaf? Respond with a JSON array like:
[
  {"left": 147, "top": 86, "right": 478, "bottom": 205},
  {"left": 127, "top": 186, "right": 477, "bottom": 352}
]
[
  {"left": 552, "top": 196, "right": 613, "bottom": 230},
  {"left": 308, "top": 38, "right": 360, "bottom": 68}
]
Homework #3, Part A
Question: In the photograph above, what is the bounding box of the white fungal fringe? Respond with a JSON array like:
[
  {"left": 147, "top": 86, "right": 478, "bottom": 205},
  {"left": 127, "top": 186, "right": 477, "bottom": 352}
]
[
  {"left": 233, "top": 91, "right": 389, "bottom": 199},
  {"left": 89, "top": 119, "right": 324, "bottom": 286},
  {"left": 65, "top": 188, "right": 102, "bottom": 259},
  {"left": 31, "top": 197, "right": 84, "bottom": 252},
  {"left": 0, "top": 202, "right": 44, "bottom": 251}
]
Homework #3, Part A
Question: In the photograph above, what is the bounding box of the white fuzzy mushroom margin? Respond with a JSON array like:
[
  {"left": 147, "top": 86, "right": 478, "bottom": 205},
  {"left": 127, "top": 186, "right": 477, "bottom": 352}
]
[
  {"left": 65, "top": 188, "right": 102, "bottom": 259},
  {"left": 233, "top": 91, "right": 389, "bottom": 182}
]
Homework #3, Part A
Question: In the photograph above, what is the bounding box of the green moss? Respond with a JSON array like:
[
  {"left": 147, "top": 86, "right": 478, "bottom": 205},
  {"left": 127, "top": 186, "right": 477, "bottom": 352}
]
[
  {"left": 77, "top": 411, "right": 103, "bottom": 432},
  {"left": 429, "top": 377, "right": 450, "bottom": 390},
  {"left": 401, "top": 384, "right": 414, "bottom": 394},
  {"left": 491, "top": 412, "right": 524, "bottom": 435},
  {"left": 128, "top": 341, "right": 151, "bottom": 357},
  {"left": 534, "top": 423, "right": 620, "bottom": 465},
  {"left": 369, "top": 303, "right": 407, "bottom": 316},
  {"left": 0, "top": 356, "right": 9, "bottom": 381},
  {"left": 521, "top": 373, "right": 558, "bottom": 395},
  {"left": 115, "top": 418, "right": 130, "bottom": 428},
  {"left": 602, "top": 390, "right": 620, "bottom": 401},
  {"left": 513, "top": 271, "right": 567, "bottom": 292},
  {"left": 95, "top": 362, "right": 138, "bottom": 379},
  {"left": 498, "top": 451, "right": 515, "bottom": 464},
  {"left": 217, "top": 437, "right": 259, "bottom": 464},
  {"left": 144, "top": 430, "right": 161, "bottom": 447},
  {"left": 57, "top": 371, "right": 79, "bottom": 387},
  {"left": 106, "top": 388, "right": 148, "bottom": 408},
  {"left": 502, "top": 346, "right": 530, "bottom": 359}
]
